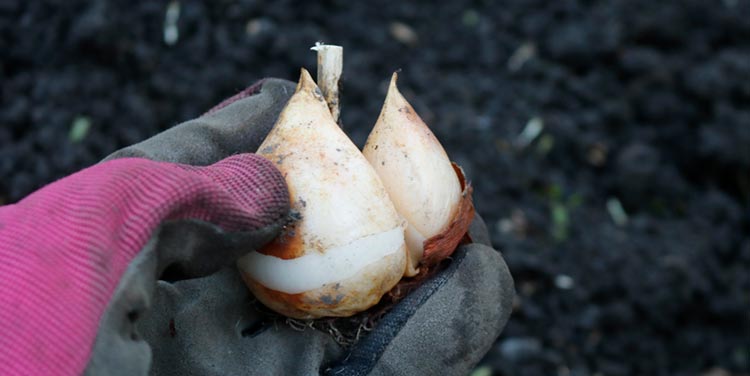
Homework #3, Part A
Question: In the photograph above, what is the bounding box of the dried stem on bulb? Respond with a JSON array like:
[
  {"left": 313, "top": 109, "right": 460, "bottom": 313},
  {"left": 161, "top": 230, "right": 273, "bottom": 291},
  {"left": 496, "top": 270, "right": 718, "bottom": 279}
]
[{"left": 311, "top": 43, "right": 343, "bottom": 124}]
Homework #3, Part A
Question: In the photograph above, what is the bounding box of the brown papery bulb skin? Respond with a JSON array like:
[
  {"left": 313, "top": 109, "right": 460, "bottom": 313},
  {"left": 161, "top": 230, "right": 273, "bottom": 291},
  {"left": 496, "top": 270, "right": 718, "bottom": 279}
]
[
  {"left": 237, "top": 69, "right": 407, "bottom": 319},
  {"left": 363, "top": 73, "right": 474, "bottom": 275}
]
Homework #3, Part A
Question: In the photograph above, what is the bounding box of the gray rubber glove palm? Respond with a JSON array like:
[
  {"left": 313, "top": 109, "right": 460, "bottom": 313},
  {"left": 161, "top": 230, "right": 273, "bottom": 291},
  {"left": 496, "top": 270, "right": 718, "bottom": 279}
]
[{"left": 86, "top": 78, "right": 514, "bottom": 376}]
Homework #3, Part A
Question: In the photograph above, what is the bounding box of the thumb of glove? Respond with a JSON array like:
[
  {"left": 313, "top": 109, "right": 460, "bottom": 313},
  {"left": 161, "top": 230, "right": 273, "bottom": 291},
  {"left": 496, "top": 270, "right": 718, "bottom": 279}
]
[{"left": 81, "top": 154, "right": 290, "bottom": 376}]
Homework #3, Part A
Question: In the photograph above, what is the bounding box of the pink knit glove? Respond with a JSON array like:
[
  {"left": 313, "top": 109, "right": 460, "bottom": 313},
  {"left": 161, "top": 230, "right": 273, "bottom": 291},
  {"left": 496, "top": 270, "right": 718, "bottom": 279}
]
[{"left": 0, "top": 79, "right": 295, "bottom": 376}]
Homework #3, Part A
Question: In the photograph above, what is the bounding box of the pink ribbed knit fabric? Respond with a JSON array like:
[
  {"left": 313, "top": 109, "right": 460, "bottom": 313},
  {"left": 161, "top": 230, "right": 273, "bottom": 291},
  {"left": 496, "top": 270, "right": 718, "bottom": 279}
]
[{"left": 0, "top": 154, "right": 288, "bottom": 375}]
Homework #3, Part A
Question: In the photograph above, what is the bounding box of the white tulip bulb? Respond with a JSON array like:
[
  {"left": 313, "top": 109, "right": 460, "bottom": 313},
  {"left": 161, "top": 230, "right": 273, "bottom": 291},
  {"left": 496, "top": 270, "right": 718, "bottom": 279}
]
[
  {"left": 363, "top": 73, "right": 472, "bottom": 276},
  {"left": 237, "top": 69, "right": 408, "bottom": 319}
]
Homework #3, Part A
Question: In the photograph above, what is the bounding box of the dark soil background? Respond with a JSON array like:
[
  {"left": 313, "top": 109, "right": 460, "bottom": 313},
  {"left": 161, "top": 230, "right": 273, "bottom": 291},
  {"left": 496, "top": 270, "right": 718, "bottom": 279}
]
[{"left": 2, "top": 1, "right": 750, "bottom": 375}]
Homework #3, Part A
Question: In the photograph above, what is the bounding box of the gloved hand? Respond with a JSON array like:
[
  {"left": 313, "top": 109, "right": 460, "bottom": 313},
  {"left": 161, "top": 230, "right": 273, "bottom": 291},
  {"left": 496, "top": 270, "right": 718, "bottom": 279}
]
[
  {"left": 0, "top": 79, "right": 293, "bottom": 376},
  {"left": 0, "top": 78, "right": 514, "bottom": 376},
  {"left": 135, "top": 215, "right": 513, "bottom": 376}
]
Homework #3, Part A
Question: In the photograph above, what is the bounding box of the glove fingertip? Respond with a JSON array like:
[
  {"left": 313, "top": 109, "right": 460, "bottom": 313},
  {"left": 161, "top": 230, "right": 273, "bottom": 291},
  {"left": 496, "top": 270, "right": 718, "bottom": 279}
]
[
  {"left": 198, "top": 154, "right": 290, "bottom": 230},
  {"left": 461, "top": 243, "right": 515, "bottom": 328},
  {"left": 468, "top": 213, "right": 492, "bottom": 246},
  {"left": 204, "top": 79, "right": 268, "bottom": 116},
  {"left": 372, "top": 244, "right": 513, "bottom": 375}
]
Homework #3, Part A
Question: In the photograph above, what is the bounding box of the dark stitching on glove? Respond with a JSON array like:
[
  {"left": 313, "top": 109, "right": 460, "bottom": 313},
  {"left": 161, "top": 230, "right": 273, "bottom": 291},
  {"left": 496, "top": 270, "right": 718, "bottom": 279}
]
[
  {"left": 169, "top": 319, "right": 177, "bottom": 338},
  {"left": 240, "top": 320, "right": 269, "bottom": 338},
  {"left": 323, "top": 249, "right": 469, "bottom": 376}
]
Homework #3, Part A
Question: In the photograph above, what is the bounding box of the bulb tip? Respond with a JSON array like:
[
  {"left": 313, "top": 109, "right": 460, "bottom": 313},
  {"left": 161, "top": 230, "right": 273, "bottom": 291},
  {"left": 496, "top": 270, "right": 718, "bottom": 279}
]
[
  {"left": 387, "top": 71, "right": 400, "bottom": 95},
  {"left": 297, "top": 68, "right": 318, "bottom": 91},
  {"left": 294, "top": 68, "right": 328, "bottom": 108},
  {"left": 386, "top": 71, "right": 405, "bottom": 104}
]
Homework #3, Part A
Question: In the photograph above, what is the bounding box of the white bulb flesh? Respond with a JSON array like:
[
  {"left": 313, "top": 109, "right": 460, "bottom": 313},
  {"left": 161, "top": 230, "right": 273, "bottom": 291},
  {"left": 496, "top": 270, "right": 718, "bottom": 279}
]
[{"left": 239, "top": 227, "right": 404, "bottom": 294}]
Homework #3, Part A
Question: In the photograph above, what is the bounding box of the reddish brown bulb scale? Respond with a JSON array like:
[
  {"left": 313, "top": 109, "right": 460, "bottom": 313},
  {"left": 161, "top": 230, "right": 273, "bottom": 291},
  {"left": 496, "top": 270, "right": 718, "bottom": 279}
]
[{"left": 421, "top": 163, "right": 475, "bottom": 267}]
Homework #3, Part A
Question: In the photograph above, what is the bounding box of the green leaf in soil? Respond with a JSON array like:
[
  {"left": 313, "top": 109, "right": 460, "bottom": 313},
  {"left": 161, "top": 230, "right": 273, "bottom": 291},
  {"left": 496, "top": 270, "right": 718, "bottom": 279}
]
[
  {"left": 551, "top": 202, "right": 569, "bottom": 241},
  {"left": 69, "top": 116, "right": 91, "bottom": 143}
]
